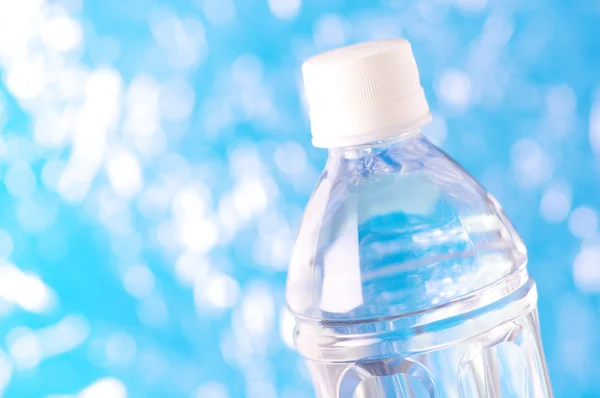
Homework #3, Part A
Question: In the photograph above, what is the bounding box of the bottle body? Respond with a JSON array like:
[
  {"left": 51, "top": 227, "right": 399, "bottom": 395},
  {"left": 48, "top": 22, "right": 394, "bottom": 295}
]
[{"left": 286, "top": 131, "right": 552, "bottom": 397}]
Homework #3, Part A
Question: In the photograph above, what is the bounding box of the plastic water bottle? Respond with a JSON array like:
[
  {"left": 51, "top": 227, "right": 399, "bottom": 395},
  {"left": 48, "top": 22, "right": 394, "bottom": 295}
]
[{"left": 286, "top": 39, "right": 552, "bottom": 397}]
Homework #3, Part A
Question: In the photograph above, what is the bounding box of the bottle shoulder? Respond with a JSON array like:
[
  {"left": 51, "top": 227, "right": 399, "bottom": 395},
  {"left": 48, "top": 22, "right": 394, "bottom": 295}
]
[{"left": 286, "top": 135, "right": 526, "bottom": 321}]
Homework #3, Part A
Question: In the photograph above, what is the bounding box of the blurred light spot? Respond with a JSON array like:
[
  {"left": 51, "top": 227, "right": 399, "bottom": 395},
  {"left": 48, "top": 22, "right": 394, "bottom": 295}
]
[
  {"left": 79, "top": 378, "right": 127, "bottom": 398},
  {"left": 274, "top": 142, "right": 307, "bottom": 174},
  {"left": 17, "top": 198, "right": 57, "bottom": 232},
  {"left": 366, "top": 17, "right": 402, "bottom": 40},
  {"left": 0, "top": 138, "right": 5, "bottom": 161},
  {"left": 279, "top": 307, "right": 295, "bottom": 349},
  {"left": 573, "top": 246, "right": 600, "bottom": 292},
  {"left": 510, "top": 138, "right": 553, "bottom": 188},
  {"left": 232, "top": 178, "right": 271, "bottom": 220},
  {"left": 155, "top": 221, "right": 178, "bottom": 250},
  {"left": 481, "top": 12, "right": 514, "bottom": 47},
  {"left": 438, "top": 70, "right": 471, "bottom": 110},
  {"left": 172, "top": 184, "right": 210, "bottom": 219},
  {"left": 0, "top": 230, "right": 13, "bottom": 258},
  {"left": 91, "top": 189, "right": 131, "bottom": 233},
  {"left": 124, "top": 74, "right": 161, "bottom": 155},
  {"left": 268, "top": 0, "right": 301, "bottom": 20},
  {"left": 123, "top": 264, "right": 155, "bottom": 299},
  {"left": 555, "top": 295, "right": 594, "bottom": 377},
  {"left": 196, "top": 273, "right": 240, "bottom": 309},
  {"left": 58, "top": 68, "right": 122, "bottom": 203},
  {"left": 546, "top": 85, "right": 577, "bottom": 116},
  {"left": 137, "top": 295, "right": 168, "bottom": 327},
  {"left": 200, "top": 97, "right": 233, "bottom": 135},
  {"left": 6, "top": 57, "right": 46, "bottom": 100},
  {"left": 569, "top": 207, "right": 598, "bottom": 239},
  {"left": 417, "top": 0, "right": 446, "bottom": 23},
  {"left": 106, "top": 149, "right": 143, "bottom": 199},
  {"left": 150, "top": 13, "right": 207, "bottom": 69},
  {"left": 455, "top": 0, "right": 487, "bottom": 12},
  {"left": 246, "top": 381, "right": 277, "bottom": 398},
  {"left": 7, "top": 328, "right": 42, "bottom": 369},
  {"left": 423, "top": 113, "right": 447, "bottom": 146},
  {"left": 42, "top": 160, "right": 66, "bottom": 191},
  {"left": 3, "top": 136, "right": 36, "bottom": 164},
  {"left": 314, "top": 15, "right": 346, "bottom": 49},
  {"left": 242, "top": 283, "right": 274, "bottom": 336},
  {"left": 540, "top": 184, "right": 571, "bottom": 223},
  {"left": 239, "top": 85, "right": 274, "bottom": 120},
  {"left": 137, "top": 349, "right": 167, "bottom": 383},
  {"left": 231, "top": 54, "right": 263, "bottom": 87},
  {"left": 193, "top": 381, "right": 229, "bottom": 398},
  {"left": 589, "top": 88, "right": 600, "bottom": 153},
  {"left": 38, "top": 315, "right": 89, "bottom": 358},
  {"left": 105, "top": 332, "right": 137, "bottom": 366},
  {"left": 199, "top": 0, "right": 236, "bottom": 25},
  {"left": 175, "top": 251, "right": 209, "bottom": 286},
  {"left": 0, "top": 350, "right": 12, "bottom": 395},
  {"left": 159, "top": 78, "right": 195, "bottom": 121},
  {"left": 176, "top": 215, "right": 219, "bottom": 253},
  {"left": 253, "top": 233, "right": 292, "bottom": 270},
  {"left": 0, "top": 261, "right": 54, "bottom": 313},
  {"left": 55, "top": 66, "right": 90, "bottom": 104},
  {"left": 4, "top": 160, "right": 36, "bottom": 198},
  {"left": 58, "top": 0, "right": 83, "bottom": 11},
  {"left": 42, "top": 16, "right": 82, "bottom": 52}
]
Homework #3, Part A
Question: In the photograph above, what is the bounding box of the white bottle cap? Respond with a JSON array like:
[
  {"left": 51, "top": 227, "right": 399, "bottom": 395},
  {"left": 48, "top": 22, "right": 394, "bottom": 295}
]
[{"left": 302, "top": 39, "right": 431, "bottom": 148}]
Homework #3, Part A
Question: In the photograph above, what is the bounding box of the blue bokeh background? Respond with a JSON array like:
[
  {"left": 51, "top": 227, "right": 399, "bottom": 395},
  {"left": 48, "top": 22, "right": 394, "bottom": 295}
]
[{"left": 0, "top": 0, "right": 598, "bottom": 396}]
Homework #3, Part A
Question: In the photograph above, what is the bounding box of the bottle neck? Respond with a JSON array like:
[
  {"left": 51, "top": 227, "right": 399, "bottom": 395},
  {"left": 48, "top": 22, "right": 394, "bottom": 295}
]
[{"left": 328, "top": 129, "right": 423, "bottom": 160}]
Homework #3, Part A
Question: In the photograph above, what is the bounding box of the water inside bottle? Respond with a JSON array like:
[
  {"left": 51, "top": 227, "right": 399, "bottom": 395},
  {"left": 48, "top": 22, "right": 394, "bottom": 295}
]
[{"left": 287, "top": 132, "right": 552, "bottom": 397}]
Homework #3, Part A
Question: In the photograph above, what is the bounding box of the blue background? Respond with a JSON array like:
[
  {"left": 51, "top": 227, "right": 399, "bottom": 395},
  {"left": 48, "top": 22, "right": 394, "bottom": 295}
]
[{"left": 0, "top": 0, "right": 598, "bottom": 396}]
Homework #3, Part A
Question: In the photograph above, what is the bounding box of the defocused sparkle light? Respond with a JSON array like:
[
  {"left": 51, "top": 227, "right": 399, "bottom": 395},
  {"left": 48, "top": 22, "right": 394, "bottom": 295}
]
[
  {"left": 79, "top": 378, "right": 127, "bottom": 398},
  {"left": 0, "top": 350, "right": 11, "bottom": 395},
  {"left": 104, "top": 332, "right": 137, "bottom": 366},
  {"left": 4, "top": 160, "right": 37, "bottom": 198},
  {"left": 314, "top": 15, "right": 346, "bottom": 49},
  {"left": 193, "top": 381, "right": 230, "bottom": 398},
  {"left": 540, "top": 184, "right": 571, "bottom": 223},
  {"left": 568, "top": 207, "right": 598, "bottom": 240},
  {"left": 573, "top": 246, "right": 600, "bottom": 292},
  {"left": 150, "top": 12, "right": 208, "bottom": 69},
  {"left": 123, "top": 264, "right": 156, "bottom": 299},
  {"left": 274, "top": 142, "right": 307, "bottom": 175},
  {"left": 0, "top": 262, "right": 54, "bottom": 313},
  {"left": 106, "top": 149, "right": 143, "bottom": 199},
  {"left": 241, "top": 283, "right": 274, "bottom": 336},
  {"left": 589, "top": 88, "right": 600, "bottom": 153},
  {"left": 268, "top": 0, "right": 302, "bottom": 21},
  {"left": 38, "top": 315, "right": 89, "bottom": 358},
  {"left": 0, "top": 230, "right": 13, "bottom": 258},
  {"left": 41, "top": 16, "right": 82, "bottom": 52},
  {"left": 199, "top": 0, "right": 236, "bottom": 26},
  {"left": 546, "top": 85, "right": 577, "bottom": 117},
  {"left": 7, "top": 328, "right": 42, "bottom": 369},
  {"left": 510, "top": 138, "right": 553, "bottom": 188},
  {"left": 5, "top": 57, "right": 46, "bottom": 100},
  {"left": 195, "top": 273, "right": 240, "bottom": 309},
  {"left": 159, "top": 78, "right": 196, "bottom": 121},
  {"left": 175, "top": 251, "right": 210, "bottom": 286},
  {"left": 439, "top": 70, "right": 472, "bottom": 110}
]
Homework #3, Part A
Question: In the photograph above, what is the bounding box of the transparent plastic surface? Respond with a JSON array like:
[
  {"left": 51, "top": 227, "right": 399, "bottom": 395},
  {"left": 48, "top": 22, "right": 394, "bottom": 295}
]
[{"left": 286, "top": 131, "right": 552, "bottom": 397}]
